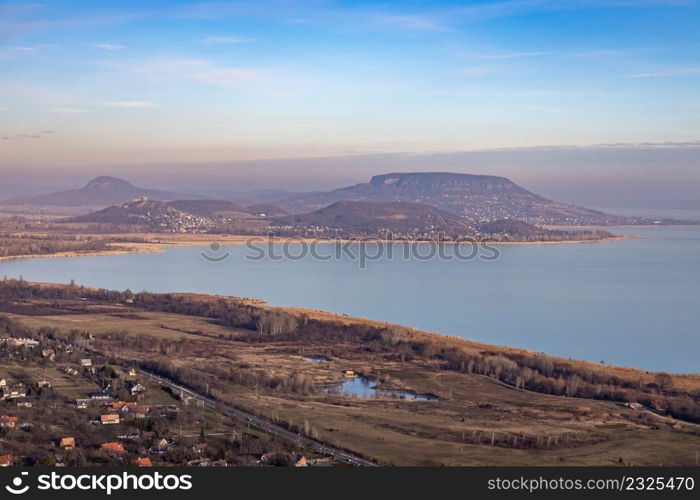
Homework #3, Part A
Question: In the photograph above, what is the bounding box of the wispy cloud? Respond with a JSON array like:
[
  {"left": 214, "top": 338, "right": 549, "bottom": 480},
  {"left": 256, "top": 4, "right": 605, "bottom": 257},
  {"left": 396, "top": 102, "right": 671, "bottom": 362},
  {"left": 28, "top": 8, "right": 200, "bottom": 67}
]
[
  {"left": 627, "top": 66, "right": 700, "bottom": 78},
  {"left": 371, "top": 14, "right": 454, "bottom": 33},
  {"left": 473, "top": 51, "right": 551, "bottom": 60},
  {"left": 96, "top": 43, "right": 126, "bottom": 50},
  {"left": 199, "top": 36, "right": 253, "bottom": 44},
  {"left": 0, "top": 45, "right": 38, "bottom": 58},
  {"left": 50, "top": 107, "right": 91, "bottom": 114},
  {"left": 120, "top": 58, "right": 263, "bottom": 86},
  {"left": 103, "top": 101, "right": 156, "bottom": 108},
  {"left": 452, "top": 0, "right": 697, "bottom": 21},
  {"left": 458, "top": 66, "right": 493, "bottom": 77}
]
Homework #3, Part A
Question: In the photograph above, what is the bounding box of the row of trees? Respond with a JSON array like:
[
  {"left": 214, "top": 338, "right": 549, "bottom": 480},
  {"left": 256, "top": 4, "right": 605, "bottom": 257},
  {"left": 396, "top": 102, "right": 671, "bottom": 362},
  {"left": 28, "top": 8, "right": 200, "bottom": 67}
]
[
  {"left": 0, "top": 234, "right": 108, "bottom": 257},
  {"left": 1, "top": 279, "right": 698, "bottom": 422}
]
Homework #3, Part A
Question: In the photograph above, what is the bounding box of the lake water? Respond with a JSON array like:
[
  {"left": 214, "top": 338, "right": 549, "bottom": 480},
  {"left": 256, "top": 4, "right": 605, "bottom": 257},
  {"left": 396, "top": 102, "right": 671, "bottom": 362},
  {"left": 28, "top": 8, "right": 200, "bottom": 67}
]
[{"left": 0, "top": 226, "right": 698, "bottom": 373}]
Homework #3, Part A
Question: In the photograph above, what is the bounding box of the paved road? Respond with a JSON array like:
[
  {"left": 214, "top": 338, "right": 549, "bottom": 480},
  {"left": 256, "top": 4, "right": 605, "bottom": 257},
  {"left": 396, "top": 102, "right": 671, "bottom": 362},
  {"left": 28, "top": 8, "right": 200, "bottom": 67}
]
[{"left": 139, "top": 369, "right": 377, "bottom": 467}]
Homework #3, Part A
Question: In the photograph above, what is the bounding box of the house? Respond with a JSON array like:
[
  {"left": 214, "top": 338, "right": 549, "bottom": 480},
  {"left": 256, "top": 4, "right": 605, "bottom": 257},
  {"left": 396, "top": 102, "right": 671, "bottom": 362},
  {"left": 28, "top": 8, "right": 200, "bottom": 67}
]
[
  {"left": 0, "top": 455, "right": 13, "bottom": 467},
  {"left": 75, "top": 399, "right": 89, "bottom": 409},
  {"left": 89, "top": 389, "right": 111, "bottom": 400},
  {"left": 294, "top": 456, "right": 309, "bottom": 467},
  {"left": 0, "top": 416, "right": 18, "bottom": 428},
  {"left": 650, "top": 400, "right": 670, "bottom": 412},
  {"left": 112, "top": 401, "right": 145, "bottom": 412},
  {"left": 129, "top": 383, "right": 146, "bottom": 395},
  {"left": 133, "top": 457, "right": 152, "bottom": 467},
  {"left": 80, "top": 358, "right": 92, "bottom": 367},
  {"left": 0, "top": 379, "right": 6, "bottom": 388},
  {"left": 37, "top": 379, "right": 51, "bottom": 388},
  {"left": 6, "top": 338, "right": 39, "bottom": 349},
  {"left": 60, "top": 437, "right": 76, "bottom": 450},
  {"left": 41, "top": 348, "right": 56, "bottom": 360},
  {"left": 15, "top": 397, "right": 34, "bottom": 408},
  {"left": 64, "top": 367, "right": 79, "bottom": 376},
  {"left": 128, "top": 368, "right": 137, "bottom": 377},
  {"left": 100, "top": 442, "right": 125, "bottom": 453},
  {"left": 2, "top": 385, "right": 26, "bottom": 400},
  {"left": 132, "top": 406, "right": 149, "bottom": 419},
  {"left": 100, "top": 414, "right": 120, "bottom": 425},
  {"left": 186, "top": 458, "right": 227, "bottom": 467}
]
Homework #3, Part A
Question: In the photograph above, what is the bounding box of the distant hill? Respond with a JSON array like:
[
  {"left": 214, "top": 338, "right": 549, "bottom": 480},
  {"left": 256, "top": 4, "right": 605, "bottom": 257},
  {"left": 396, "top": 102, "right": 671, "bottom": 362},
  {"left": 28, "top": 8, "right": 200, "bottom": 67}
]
[
  {"left": 63, "top": 196, "right": 617, "bottom": 241},
  {"left": 278, "top": 172, "right": 645, "bottom": 225},
  {"left": 477, "top": 219, "right": 551, "bottom": 239},
  {"left": 10, "top": 176, "right": 202, "bottom": 207},
  {"left": 66, "top": 197, "right": 214, "bottom": 233},
  {"left": 168, "top": 199, "right": 252, "bottom": 218},
  {"left": 227, "top": 189, "right": 319, "bottom": 205},
  {"left": 245, "top": 204, "right": 289, "bottom": 217},
  {"left": 272, "top": 201, "right": 476, "bottom": 237}
]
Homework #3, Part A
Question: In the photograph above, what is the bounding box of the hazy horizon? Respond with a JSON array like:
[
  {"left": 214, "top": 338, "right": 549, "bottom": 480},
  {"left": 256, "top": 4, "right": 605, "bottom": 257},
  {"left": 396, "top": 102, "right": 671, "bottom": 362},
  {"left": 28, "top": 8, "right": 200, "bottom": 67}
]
[
  {"left": 2, "top": 1, "right": 699, "bottom": 211},
  {"left": 2, "top": 142, "right": 700, "bottom": 212}
]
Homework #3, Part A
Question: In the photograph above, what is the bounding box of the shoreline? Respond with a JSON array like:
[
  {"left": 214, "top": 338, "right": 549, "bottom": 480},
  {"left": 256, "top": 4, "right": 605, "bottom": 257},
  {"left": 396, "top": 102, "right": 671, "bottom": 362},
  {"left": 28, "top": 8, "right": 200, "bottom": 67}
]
[
  {"left": 9, "top": 279, "right": 700, "bottom": 382},
  {"left": 0, "top": 232, "right": 633, "bottom": 262}
]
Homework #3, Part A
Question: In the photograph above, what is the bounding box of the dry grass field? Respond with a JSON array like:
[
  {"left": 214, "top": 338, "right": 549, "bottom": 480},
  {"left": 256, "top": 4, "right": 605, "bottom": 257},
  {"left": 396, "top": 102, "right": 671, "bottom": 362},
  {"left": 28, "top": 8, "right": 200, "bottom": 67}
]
[{"left": 3, "top": 294, "right": 699, "bottom": 466}]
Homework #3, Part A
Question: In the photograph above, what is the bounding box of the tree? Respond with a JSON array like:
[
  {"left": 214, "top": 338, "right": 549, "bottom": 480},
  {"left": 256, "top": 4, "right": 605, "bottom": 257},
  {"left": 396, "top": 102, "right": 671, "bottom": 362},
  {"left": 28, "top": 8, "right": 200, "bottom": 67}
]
[{"left": 655, "top": 373, "right": 673, "bottom": 392}]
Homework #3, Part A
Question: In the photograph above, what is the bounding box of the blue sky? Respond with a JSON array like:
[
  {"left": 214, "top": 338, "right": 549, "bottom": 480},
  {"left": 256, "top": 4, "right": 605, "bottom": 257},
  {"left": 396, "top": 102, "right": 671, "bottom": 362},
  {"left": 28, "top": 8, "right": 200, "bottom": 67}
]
[{"left": 1, "top": 0, "right": 699, "bottom": 170}]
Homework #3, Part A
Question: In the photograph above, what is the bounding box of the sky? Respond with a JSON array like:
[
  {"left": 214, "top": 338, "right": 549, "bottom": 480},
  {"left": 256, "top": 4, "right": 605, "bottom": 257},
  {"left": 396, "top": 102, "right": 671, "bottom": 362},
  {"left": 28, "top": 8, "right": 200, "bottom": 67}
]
[{"left": 1, "top": 0, "right": 699, "bottom": 207}]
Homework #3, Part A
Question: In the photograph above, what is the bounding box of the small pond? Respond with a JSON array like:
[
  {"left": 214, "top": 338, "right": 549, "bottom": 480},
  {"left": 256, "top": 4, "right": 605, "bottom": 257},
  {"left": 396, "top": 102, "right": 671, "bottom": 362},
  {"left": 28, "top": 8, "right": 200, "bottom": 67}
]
[
  {"left": 304, "top": 355, "right": 331, "bottom": 363},
  {"left": 322, "top": 376, "right": 438, "bottom": 401}
]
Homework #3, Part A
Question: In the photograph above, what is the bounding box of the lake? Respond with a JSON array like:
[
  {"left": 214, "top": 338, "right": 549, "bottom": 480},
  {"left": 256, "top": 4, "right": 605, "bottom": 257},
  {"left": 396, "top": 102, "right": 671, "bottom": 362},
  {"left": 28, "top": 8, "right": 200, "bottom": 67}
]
[{"left": 1, "top": 226, "right": 698, "bottom": 373}]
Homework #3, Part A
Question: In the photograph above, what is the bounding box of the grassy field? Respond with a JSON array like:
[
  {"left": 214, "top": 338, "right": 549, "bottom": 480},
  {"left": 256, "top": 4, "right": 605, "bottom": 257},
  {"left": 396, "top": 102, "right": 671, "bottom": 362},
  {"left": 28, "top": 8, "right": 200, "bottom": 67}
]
[{"left": 3, "top": 300, "right": 699, "bottom": 466}]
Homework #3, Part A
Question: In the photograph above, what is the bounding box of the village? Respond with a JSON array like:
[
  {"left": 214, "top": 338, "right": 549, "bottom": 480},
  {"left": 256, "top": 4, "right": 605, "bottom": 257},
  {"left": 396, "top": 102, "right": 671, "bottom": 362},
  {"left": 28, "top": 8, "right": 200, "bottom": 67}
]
[{"left": 0, "top": 333, "right": 325, "bottom": 467}]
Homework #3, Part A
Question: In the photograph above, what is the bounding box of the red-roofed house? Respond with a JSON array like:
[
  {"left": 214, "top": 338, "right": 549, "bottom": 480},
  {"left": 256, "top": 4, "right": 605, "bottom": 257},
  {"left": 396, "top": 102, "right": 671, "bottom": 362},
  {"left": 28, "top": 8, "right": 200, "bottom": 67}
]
[
  {"left": 100, "top": 414, "right": 120, "bottom": 425},
  {"left": 60, "top": 437, "right": 76, "bottom": 450},
  {"left": 100, "top": 442, "right": 125, "bottom": 453},
  {"left": 0, "top": 416, "right": 18, "bottom": 428}
]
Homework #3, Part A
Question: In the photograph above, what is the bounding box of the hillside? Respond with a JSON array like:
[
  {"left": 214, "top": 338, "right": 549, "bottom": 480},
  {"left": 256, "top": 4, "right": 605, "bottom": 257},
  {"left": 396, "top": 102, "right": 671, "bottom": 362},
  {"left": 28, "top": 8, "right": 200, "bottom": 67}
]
[
  {"left": 278, "top": 172, "right": 649, "bottom": 225},
  {"left": 66, "top": 197, "right": 215, "bottom": 233},
  {"left": 245, "top": 204, "right": 290, "bottom": 217},
  {"left": 60, "top": 197, "right": 617, "bottom": 241},
  {"left": 10, "top": 176, "right": 202, "bottom": 207},
  {"left": 272, "top": 201, "right": 476, "bottom": 238},
  {"left": 168, "top": 199, "right": 252, "bottom": 218}
]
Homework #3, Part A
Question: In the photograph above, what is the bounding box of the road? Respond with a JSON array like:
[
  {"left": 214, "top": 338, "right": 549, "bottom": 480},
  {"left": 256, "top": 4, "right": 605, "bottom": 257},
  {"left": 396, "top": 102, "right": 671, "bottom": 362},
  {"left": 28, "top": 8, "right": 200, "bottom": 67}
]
[{"left": 139, "top": 369, "right": 377, "bottom": 467}]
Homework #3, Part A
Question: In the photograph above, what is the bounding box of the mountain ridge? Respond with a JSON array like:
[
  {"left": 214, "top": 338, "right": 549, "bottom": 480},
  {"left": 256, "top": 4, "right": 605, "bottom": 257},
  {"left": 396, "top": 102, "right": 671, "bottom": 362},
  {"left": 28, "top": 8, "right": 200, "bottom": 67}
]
[
  {"left": 277, "top": 172, "right": 634, "bottom": 225},
  {"left": 8, "top": 176, "right": 204, "bottom": 207}
]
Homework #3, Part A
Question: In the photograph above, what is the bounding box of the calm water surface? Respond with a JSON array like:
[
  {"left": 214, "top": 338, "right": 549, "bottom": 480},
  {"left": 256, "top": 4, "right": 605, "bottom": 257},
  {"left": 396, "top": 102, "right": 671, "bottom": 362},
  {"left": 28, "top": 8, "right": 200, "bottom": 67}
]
[
  {"left": 1, "top": 226, "right": 698, "bottom": 373},
  {"left": 323, "top": 376, "right": 438, "bottom": 401}
]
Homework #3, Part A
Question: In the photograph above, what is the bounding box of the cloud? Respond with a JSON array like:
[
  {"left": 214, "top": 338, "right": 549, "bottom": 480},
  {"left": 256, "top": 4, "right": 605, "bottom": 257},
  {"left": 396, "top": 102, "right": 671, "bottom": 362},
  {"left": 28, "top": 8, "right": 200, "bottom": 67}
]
[
  {"left": 371, "top": 14, "right": 454, "bottom": 33},
  {"left": 50, "top": 107, "right": 91, "bottom": 114},
  {"left": 452, "top": 0, "right": 697, "bottom": 21},
  {"left": 199, "top": 36, "right": 253, "bottom": 44},
  {"left": 103, "top": 101, "right": 156, "bottom": 108},
  {"left": 627, "top": 67, "right": 700, "bottom": 78},
  {"left": 96, "top": 43, "right": 126, "bottom": 50},
  {"left": 458, "top": 66, "right": 492, "bottom": 77},
  {"left": 0, "top": 46, "right": 38, "bottom": 58},
  {"left": 473, "top": 51, "right": 551, "bottom": 60},
  {"left": 121, "top": 58, "right": 262, "bottom": 86}
]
